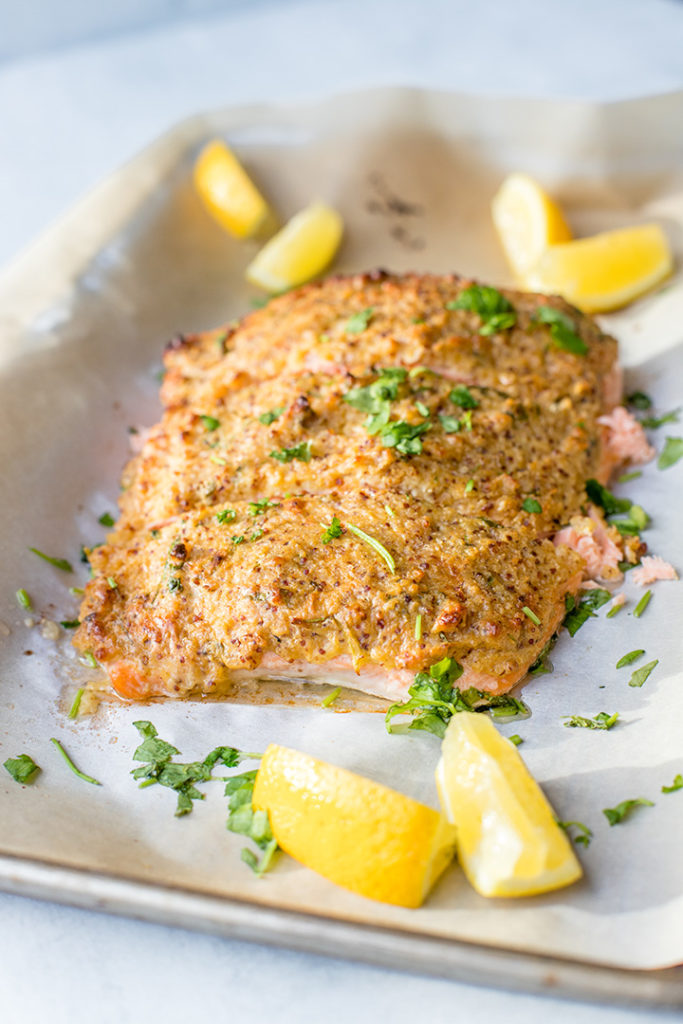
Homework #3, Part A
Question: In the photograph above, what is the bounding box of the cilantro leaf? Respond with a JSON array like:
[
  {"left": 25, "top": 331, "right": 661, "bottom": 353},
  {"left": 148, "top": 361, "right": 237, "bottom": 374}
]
[
  {"left": 563, "top": 588, "right": 611, "bottom": 637},
  {"left": 439, "top": 414, "right": 463, "bottom": 434},
  {"left": 226, "top": 770, "right": 279, "bottom": 875},
  {"left": 585, "top": 479, "right": 632, "bottom": 516},
  {"left": 628, "top": 659, "right": 658, "bottom": 688},
  {"left": 521, "top": 498, "right": 542, "bottom": 514},
  {"left": 616, "top": 649, "right": 644, "bottom": 669},
  {"left": 270, "top": 441, "right": 312, "bottom": 463},
  {"left": 626, "top": 391, "right": 652, "bottom": 411},
  {"left": 345, "top": 307, "right": 374, "bottom": 334},
  {"left": 563, "top": 711, "right": 619, "bottom": 730},
  {"left": 15, "top": 588, "right": 31, "bottom": 610},
  {"left": 321, "top": 515, "right": 343, "bottom": 544},
  {"left": 556, "top": 820, "right": 593, "bottom": 847},
  {"left": 50, "top": 738, "right": 101, "bottom": 786},
  {"left": 98, "top": 512, "right": 115, "bottom": 528},
  {"left": 344, "top": 367, "right": 407, "bottom": 414},
  {"left": 449, "top": 385, "right": 479, "bottom": 410},
  {"left": 377, "top": 420, "right": 429, "bottom": 456},
  {"left": 447, "top": 285, "right": 517, "bottom": 335},
  {"left": 662, "top": 774, "right": 683, "bottom": 794},
  {"left": 640, "top": 408, "right": 679, "bottom": 429},
  {"left": 28, "top": 547, "right": 73, "bottom": 573},
  {"left": 533, "top": 306, "right": 588, "bottom": 355},
  {"left": 658, "top": 436, "right": 683, "bottom": 469},
  {"left": 258, "top": 406, "right": 284, "bottom": 425},
  {"left": 603, "top": 797, "right": 653, "bottom": 826},
  {"left": 216, "top": 508, "right": 237, "bottom": 524},
  {"left": 200, "top": 415, "right": 220, "bottom": 432},
  {"left": 633, "top": 590, "right": 652, "bottom": 619},
  {"left": 248, "top": 499, "right": 279, "bottom": 516},
  {"left": 4, "top": 753, "right": 41, "bottom": 784}
]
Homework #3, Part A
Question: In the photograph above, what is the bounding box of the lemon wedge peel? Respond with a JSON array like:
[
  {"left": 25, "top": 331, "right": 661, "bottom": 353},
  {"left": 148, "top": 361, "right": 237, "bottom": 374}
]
[
  {"left": 491, "top": 173, "right": 572, "bottom": 279},
  {"left": 246, "top": 201, "right": 343, "bottom": 293},
  {"left": 436, "top": 712, "right": 582, "bottom": 898},
  {"left": 527, "top": 223, "right": 673, "bottom": 313},
  {"left": 253, "top": 744, "right": 457, "bottom": 908},
  {"left": 194, "top": 139, "right": 272, "bottom": 239}
]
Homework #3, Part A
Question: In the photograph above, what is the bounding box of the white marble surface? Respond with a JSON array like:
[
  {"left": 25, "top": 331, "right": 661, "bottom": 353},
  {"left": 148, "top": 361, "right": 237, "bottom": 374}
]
[{"left": 2, "top": 1, "right": 683, "bottom": 1020}]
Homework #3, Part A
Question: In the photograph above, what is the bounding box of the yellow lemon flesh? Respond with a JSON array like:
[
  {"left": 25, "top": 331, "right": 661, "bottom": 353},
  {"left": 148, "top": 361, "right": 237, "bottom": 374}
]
[
  {"left": 245, "top": 201, "right": 343, "bottom": 293},
  {"left": 436, "top": 712, "right": 582, "bottom": 898},
  {"left": 253, "top": 744, "right": 457, "bottom": 908},
  {"left": 491, "top": 173, "right": 572, "bottom": 279},
  {"left": 194, "top": 139, "right": 271, "bottom": 239},
  {"left": 527, "top": 223, "right": 673, "bottom": 313}
]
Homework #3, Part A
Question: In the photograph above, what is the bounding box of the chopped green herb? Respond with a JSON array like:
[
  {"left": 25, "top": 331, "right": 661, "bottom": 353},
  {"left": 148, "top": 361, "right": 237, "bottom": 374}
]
[
  {"left": 82, "top": 652, "right": 98, "bottom": 668},
  {"left": 15, "top": 588, "right": 31, "bottom": 610},
  {"left": 616, "top": 649, "right": 645, "bottom": 669},
  {"left": 521, "top": 498, "right": 542, "bottom": 514},
  {"left": 168, "top": 577, "right": 183, "bottom": 593},
  {"left": 414, "top": 613, "right": 423, "bottom": 641},
  {"left": 231, "top": 535, "right": 245, "bottom": 546},
  {"left": 98, "top": 512, "right": 115, "bottom": 528},
  {"left": 346, "top": 524, "right": 395, "bottom": 573},
  {"left": 60, "top": 619, "right": 80, "bottom": 629},
  {"left": 321, "top": 515, "right": 343, "bottom": 544},
  {"left": 603, "top": 797, "right": 653, "bottom": 826},
  {"left": 563, "top": 711, "right": 619, "bottom": 730},
  {"left": 344, "top": 368, "right": 429, "bottom": 457},
  {"left": 606, "top": 601, "right": 624, "bottom": 618},
  {"left": 585, "top": 479, "right": 632, "bottom": 516},
  {"left": 633, "top": 590, "right": 652, "bottom": 618},
  {"left": 662, "top": 774, "right": 683, "bottom": 794},
  {"left": 658, "top": 436, "right": 683, "bottom": 469},
  {"left": 258, "top": 406, "right": 284, "bottom": 425},
  {"left": 522, "top": 605, "right": 541, "bottom": 626},
  {"left": 415, "top": 400, "right": 430, "bottom": 418},
  {"left": 509, "top": 734, "right": 523, "bottom": 746},
  {"left": 3, "top": 753, "right": 41, "bottom": 784},
  {"left": 557, "top": 820, "right": 593, "bottom": 847},
  {"left": 345, "top": 307, "right": 374, "bottom": 334},
  {"left": 209, "top": 453, "right": 227, "bottom": 466},
  {"left": 628, "top": 659, "right": 658, "bottom": 688},
  {"left": 50, "top": 738, "right": 101, "bottom": 786},
  {"left": 150, "top": 530, "right": 160, "bottom": 539},
  {"left": 384, "top": 504, "right": 395, "bottom": 518},
  {"left": 200, "top": 415, "right": 220, "bottom": 432},
  {"left": 270, "top": 441, "right": 312, "bottom": 463},
  {"left": 626, "top": 391, "right": 652, "bottom": 411},
  {"left": 465, "top": 478, "right": 474, "bottom": 493},
  {"left": 248, "top": 499, "right": 279, "bottom": 516},
  {"left": 617, "top": 470, "right": 642, "bottom": 484},
  {"left": 528, "top": 634, "right": 557, "bottom": 676},
  {"left": 439, "top": 414, "right": 463, "bottom": 434},
  {"left": 449, "top": 385, "right": 479, "bottom": 410},
  {"left": 216, "top": 508, "right": 237, "bottom": 524},
  {"left": 106, "top": 576, "right": 118, "bottom": 590},
  {"left": 376, "top": 419, "right": 430, "bottom": 456},
  {"left": 69, "top": 586, "right": 85, "bottom": 596},
  {"left": 640, "top": 408, "right": 679, "bottom": 429},
  {"left": 563, "top": 588, "right": 611, "bottom": 637},
  {"left": 249, "top": 528, "right": 263, "bottom": 541},
  {"left": 446, "top": 285, "right": 517, "bottom": 336},
  {"left": 28, "top": 548, "right": 73, "bottom": 573},
  {"left": 322, "top": 687, "right": 341, "bottom": 708},
  {"left": 226, "top": 770, "right": 279, "bottom": 875},
  {"left": 68, "top": 687, "right": 85, "bottom": 719},
  {"left": 533, "top": 306, "right": 588, "bottom": 355},
  {"left": 344, "top": 367, "right": 407, "bottom": 415},
  {"left": 250, "top": 295, "right": 269, "bottom": 309}
]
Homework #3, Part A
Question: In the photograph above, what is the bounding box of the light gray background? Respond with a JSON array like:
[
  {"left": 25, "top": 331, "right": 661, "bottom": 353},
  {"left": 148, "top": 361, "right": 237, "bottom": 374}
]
[{"left": 2, "top": 0, "right": 683, "bottom": 1021}]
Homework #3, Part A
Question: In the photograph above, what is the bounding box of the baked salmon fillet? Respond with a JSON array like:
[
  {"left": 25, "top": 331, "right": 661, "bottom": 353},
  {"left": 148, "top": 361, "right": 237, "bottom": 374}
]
[{"left": 74, "top": 271, "right": 619, "bottom": 704}]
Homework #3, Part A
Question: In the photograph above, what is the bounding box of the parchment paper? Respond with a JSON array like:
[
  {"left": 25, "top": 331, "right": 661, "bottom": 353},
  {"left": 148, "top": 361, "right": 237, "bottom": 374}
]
[{"left": 0, "top": 88, "right": 682, "bottom": 971}]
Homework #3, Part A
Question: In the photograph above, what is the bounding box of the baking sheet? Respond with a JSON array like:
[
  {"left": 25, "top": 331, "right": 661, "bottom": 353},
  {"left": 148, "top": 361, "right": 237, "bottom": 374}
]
[{"left": 1, "top": 87, "right": 682, "bottom": 980}]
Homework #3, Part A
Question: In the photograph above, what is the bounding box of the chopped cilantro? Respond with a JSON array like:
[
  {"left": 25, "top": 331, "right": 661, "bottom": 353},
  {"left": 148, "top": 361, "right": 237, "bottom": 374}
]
[
  {"left": 344, "top": 368, "right": 407, "bottom": 415},
  {"left": 616, "top": 649, "right": 645, "bottom": 669},
  {"left": 465, "top": 478, "right": 475, "bottom": 493},
  {"left": 563, "top": 589, "right": 611, "bottom": 636},
  {"left": 439, "top": 414, "right": 462, "bottom": 434},
  {"left": 662, "top": 774, "right": 683, "bottom": 794},
  {"left": 606, "top": 600, "right": 624, "bottom": 618},
  {"left": 414, "top": 613, "right": 423, "bottom": 641},
  {"left": 15, "top": 588, "right": 31, "bottom": 610},
  {"left": 603, "top": 797, "right": 653, "bottom": 826},
  {"left": 522, "top": 498, "right": 542, "bottom": 514},
  {"left": 216, "top": 508, "right": 237, "bottom": 524},
  {"left": 168, "top": 577, "right": 183, "bottom": 593},
  {"left": 28, "top": 548, "right": 73, "bottom": 573},
  {"left": 200, "top": 415, "right": 220, "bottom": 432},
  {"left": 640, "top": 408, "right": 679, "bottom": 429},
  {"left": 322, "top": 687, "right": 341, "bottom": 708},
  {"left": 377, "top": 420, "right": 430, "bottom": 456},
  {"left": 509, "top": 734, "right": 524, "bottom": 746},
  {"left": 557, "top": 820, "right": 593, "bottom": 847},
  {"left": 585, "top": 479, "right": 632, "bottom": 516},
  {"left": 106, "top": 576, "right": 118, "bottom": 590},
  {"left": 248, "top": 499, "right": 279, "bottom": 516},
  {"left": 415, "top": 400, "right": 430, "bottom": 418},
  {"left": 270, "top": 441, "right": 312, "bottom": 463},
  {"left": 249, "top": 528, "right": 263, "bottom": 541},
  {"left": 626, "top": 391, "right": 652, "bottom": 411},
  {"left": 321, "top": 516, "right": 343, "bottom": 544},
  {"left": 50, "top": 738, "right": 101, "bottom": 786},
  {"left": 449, "top": 385, "right": 479, "bottom": 410},
  {"left": 633, "top": 590, "right": 652, "bottom": 618},
  {"left": 345, "top": 307, "right": 374, "bottom": 334},
  {"left": 226, "top": 770, "right": 279, "bottom": 875},
  {"left": 82, "top": 651, "right": 98, "bottom": 668},
  {"left": 617, "top": 470, "right": 642, "bottom": 484},
  {"left": 60, "top": 619, "right": 80, "bottom": 629},
  {"left": 628, "top": 659, "right": 658, "bottom": 688},
  {"left": 522, "top": 605, "right": 541, "bottom": 626},
  {"left": 68, "top": 687, "right": 85, "bottom": 719},
  {"left": 346, "top": 524, "right": 395, "bottom": 573},
  {"left": 447, "top": 285, "right": 517, "bottom": 336},
  {"left": 3, "top": 753, "right": 41, "bottom": 784},
  {"left": 344, "top": 368, "right": 429, "bottom": 457},
  {"left": 98, "top": 512, "right": 115, "bottom": 528},
  {"left": 532, "top": 305, "right": 588, "bottom": 355},
  {"left": 563, "top": 711, "right": 619, "bottom": 730},
  {"left": 231, "top": 535, "right": 245, "bottom": 546},
  {"left": 658, "top": 436, "right": 683, "bottom": 469},
  {"left": 258, "top": 406, "right": 284, "bottom": 425}
]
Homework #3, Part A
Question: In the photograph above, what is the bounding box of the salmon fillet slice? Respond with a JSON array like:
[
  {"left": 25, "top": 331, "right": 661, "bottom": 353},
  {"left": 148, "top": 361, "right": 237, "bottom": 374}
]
[{"left": 74, "top": 271, "right": 618, "bottom": 703}]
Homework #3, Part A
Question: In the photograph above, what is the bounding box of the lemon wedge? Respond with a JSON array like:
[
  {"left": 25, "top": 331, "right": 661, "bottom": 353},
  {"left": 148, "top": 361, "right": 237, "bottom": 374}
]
[
  {"left": 436, "top": 712, "right": 581, "bottom": 898},
  {"left": 527, "top": 223, "right": 673, "bottom": 313},
  {"left": 194, "top": 139, "right": 272, "bottom": 239},
  {"left": 253, "top": 743, "right": 457, "bottom": 907},
  {"left": 245, "top": 202, "right": 343, "bottom": 292},
  {"left": 491, "top": 173, "right": 572, "bottom": 279}
]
